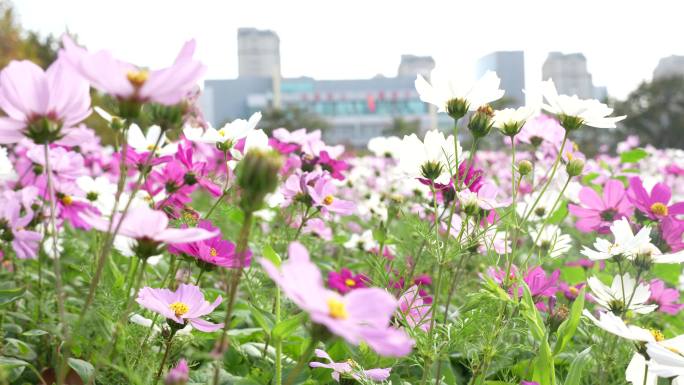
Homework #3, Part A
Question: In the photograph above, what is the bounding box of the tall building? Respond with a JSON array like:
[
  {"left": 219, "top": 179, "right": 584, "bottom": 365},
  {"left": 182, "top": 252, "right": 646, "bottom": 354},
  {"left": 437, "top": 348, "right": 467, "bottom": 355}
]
[
  {"left": 476, "top": 51, "right": 525, "bottom": 107},
  {"left": 397, "top": 55, "right": 435, "bottom": 78},
  {"left": 237, "top": 28, "right": 281, "bottom": 78},
  {"left": 542, "top": 52, "right": 604, "bottom": 99},
  {"left": 653, "top": 55, "right": 684, "bottom": 80}
]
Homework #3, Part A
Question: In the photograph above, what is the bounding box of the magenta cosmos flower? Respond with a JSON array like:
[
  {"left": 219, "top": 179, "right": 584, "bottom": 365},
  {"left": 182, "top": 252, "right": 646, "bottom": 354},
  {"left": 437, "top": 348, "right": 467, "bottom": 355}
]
[
  {"left": 259, "top": 242, "right": 413, "bottom": 357},
  {"left": 0, "top": 199, "right": 42, "bottom": 259},
  {"left": 648, "top": 279, "right": 684, "bottom": 315},
  {"left": 398, "top": 285, "right": 432, "bottom": 331},
  {"left": 568, "top": 179, "right": 633, "bottom": 233},
  {"left": 165, "top": 359, "right": 189, "bottom": 385},
  {"left": 82, "top": 205, "right": 218, "bottom": 245},
  {"left": 307, "top": 176, "right": 355, "bottom": 216},
  {"left": 328, "top": 268, "right": 368, "bottom": 294},
  {"left": 168, "top": 220, "right": 249, "bottom": 268},
  {"left": 136, "top": 284, "right": 223, "bottom": 332},
  {"left": 60, "top": 36, "right": 205, "bottom": 106},
  {"left": 0, "top": 58, "right": 90, "bottom": 144},
  {"left": 627, "top": 177, "right": 684, "bottom": 220}
]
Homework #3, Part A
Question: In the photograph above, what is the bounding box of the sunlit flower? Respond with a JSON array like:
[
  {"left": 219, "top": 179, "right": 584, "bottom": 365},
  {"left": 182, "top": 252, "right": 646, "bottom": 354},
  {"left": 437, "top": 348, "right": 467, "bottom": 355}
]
[
  {"left": 540, "top": 79, "right": 626, "bottom": 129},
  {"left": 136, "top": 284, "right": 223, "bottom": 332},
  {"left": 415, "top": 69, "right": 504, "bottom": 114},
  {"left": 398, "top": 130, "right": 459, "bottom": 186},
  {"left": 587, "top": 274, "right": 657, "bottom": 315}
]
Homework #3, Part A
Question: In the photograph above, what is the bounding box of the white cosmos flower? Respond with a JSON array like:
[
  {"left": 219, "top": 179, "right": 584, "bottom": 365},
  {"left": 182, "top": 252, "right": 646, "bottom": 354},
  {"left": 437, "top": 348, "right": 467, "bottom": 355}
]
[
  {"left": 530, "top": 224, "right": 572, "bottom": 258},
  {"left": 516, "top": 189, "right": 559, "bottom": 222},
  {"left": 582, "top": 309, "right": 655, "bottom": 341},
  {"left": 459, "top": 183, "right": 509, "bottom": 210},
  {"left": 626, "top": 353, "right": 659, "bottom": 385},
  {"left": 367, "top": 136, "right": 403, "bottom": 158},
  {"left": 184, "top": 111, "right": 261, "bottom": 145},
  {"left": 646, "top": 337, "right": 684, "bottom": 379},
  {"left": 0, "top": 146, "right": 16, "bottom": 182},
  {"left": 581, "top": 218, "right": 652, "bottom": 261},
  {"left": 76, "top": 176, "right": 117, "bottom": 213},
  {"left": 398, "top": 130, "right": 459, "bottom": 185},
  {"left": 587, "top": 274, "right": 657, "bottom": 314},
  {"left": 541, "top": 79, "right": 626, "bottom": 128},
  {"left": 492, "top": 106, "right": 537, "bottom": 130},
  {"left": 227, "top": 129, "right": 270, "bottom": 170},
  {"left": 344, "top": 230, "right": 376, "bottom": 251},
  {"left": 127, "top": 124, "right": 177, "bottom": 156},
  {"left": 415, "top": 69, "right": 505, "bottom": 113}
]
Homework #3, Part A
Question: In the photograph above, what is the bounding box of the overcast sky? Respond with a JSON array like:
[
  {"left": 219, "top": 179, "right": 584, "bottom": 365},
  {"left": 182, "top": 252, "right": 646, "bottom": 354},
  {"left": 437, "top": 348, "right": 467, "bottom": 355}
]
[{"left": 11, "top": 0, "right": 684, "bottom": 101}]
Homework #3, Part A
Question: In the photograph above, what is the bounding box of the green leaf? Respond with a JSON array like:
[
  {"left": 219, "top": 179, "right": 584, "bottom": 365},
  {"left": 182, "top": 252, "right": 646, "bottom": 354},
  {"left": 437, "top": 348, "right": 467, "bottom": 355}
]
[
  {"left": 581, "top": 172, "right": 599, "bottom": 185},
  {"left": 248, "top": 304, "right": 273, "bottom": 333},
  {"left": 547, "top": 201, "right": 568, "bottom": 224},
  {"left": 532, "top": 339, "right": 555, "bottom": 385},
  {"left": 564, "top": 347, "right": 592, "bottom": 385},
  {"left": 554, "top": 286, "right": 586, "bottom": 355},
  {"left": 68, "top": 358, "right": 95, "bottom": 383},
  {"left": 620, "top": 148, "right": 649, "bottom": 163},
  {"left": 262, "top": 245, "right": 282, "bottom": 267},
  {"left": 0, "top": 287, "right": 25, "bottom": 306},
  {"left": 520, "top": 283, "right": 545, "bottom": 342},
  {"left": 22, "top": 329, "right": 48, "bottom": 337},
  {"left": 0, "top": 356, "right": 28, "bottom": 381},
  {"left": 272, "top": 312, "right": 307, "bottom": 340}
]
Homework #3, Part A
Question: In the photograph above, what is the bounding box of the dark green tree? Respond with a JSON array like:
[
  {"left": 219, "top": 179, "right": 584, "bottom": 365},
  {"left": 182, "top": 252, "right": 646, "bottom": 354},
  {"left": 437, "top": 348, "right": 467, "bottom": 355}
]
[
  {"left": 257, "top": 105, "right": 329, "bottom": 136},
  {"left": 613, "top": 75, "right": 684, "bottom": 149}
]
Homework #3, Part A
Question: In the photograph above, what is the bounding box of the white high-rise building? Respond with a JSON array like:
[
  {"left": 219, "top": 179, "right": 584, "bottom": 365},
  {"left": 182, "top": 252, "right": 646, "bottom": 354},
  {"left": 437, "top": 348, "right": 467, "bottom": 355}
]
[
  {"left": 653, "top": 55, "right": 684, "bottom": 80},
  {"left": 237, "top": 28, "right": 281, "bottom": 78},
  {"left": 542, "top": 52, "right": 601, "bottom": 99},
  {"left": 397, "top": 55, "right": 435, "bottom": 78}
]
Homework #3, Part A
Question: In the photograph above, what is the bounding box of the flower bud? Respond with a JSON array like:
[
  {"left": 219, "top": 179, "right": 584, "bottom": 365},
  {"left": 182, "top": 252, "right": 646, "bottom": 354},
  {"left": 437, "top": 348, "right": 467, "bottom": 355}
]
[
  {"left": 237, "top": 149, "right": 283, "bottom": 212},
  {"left": 164, "top": 359, "right": 189, "bottom": 385},
  {"left": 446, "top": 98, "right": 469, "bottom": 120},
  {"left": 467, "top": 105, "right": 494, "bottom": 138},
  {"left": 517, "top": 160, "right": 533, "bottom": 176},
  {"left": 149, "top": 103, "right": 185, "bottom": 131},
  {"left": 566, "top": 158, "right": 585, "bottom": 177}
]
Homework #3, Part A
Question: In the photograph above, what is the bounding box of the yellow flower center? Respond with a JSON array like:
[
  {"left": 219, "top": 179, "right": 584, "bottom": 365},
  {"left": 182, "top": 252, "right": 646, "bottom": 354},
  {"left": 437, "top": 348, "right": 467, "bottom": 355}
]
[
  {"left": 327, "top": 297, "right": 348, "bottom": 319},
  {"left": 651, "top": 329, "right": 665, "bottom": 342},
  {"left": 568, "top": 286, "right": 578, "bottom": 296},
  {"left": 344, "top": 278, "right": 356, "bottom": 287},
  {"left": 127, "top": 69, "right": 149, "bottom": 88},
  {"left": 169, "top": 301, "right": 189, "bottom": 317},
  {"left": 323, "top": 195, "right": 334, "bottom": 205},
  {"left": 146, "top": 144, "right": 156, "bottom": 151},
  {"left": 210, "top": 247, "right": 218, "bottom": 257},
  {"left": 651, "top": 202, "right": 669, "bottom": 216},
  {"left": 61, "top": 195, "right": 73, "bottom": 206},
  {"left": 218, "top": 129, "right": 226, "bottom": 137},
  {"left": 566, "top": 151, "right": 574, "bottom": 161}
]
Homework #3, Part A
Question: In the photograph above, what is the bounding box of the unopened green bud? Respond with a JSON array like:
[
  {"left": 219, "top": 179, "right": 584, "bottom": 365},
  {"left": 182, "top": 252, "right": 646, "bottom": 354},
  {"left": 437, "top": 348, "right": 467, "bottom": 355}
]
[
  {"left": 517, "top": 160, "right": 533, "bottom": 176},
  {"left": 149, "top": 103, "right": 185, "bottom": 131},
  {"left": 467, "top": 105, "right": 494, "bottom": 138},
  {"left": 110, "top": 117, "right": 125, "bottom": 131},
  {"left": 237, "top": 150, "right": 283, "bottom": 212},
  {"left": 498, "top": 121, "right": 525, "bottom": 137},
  {"left": 566, "top": 158, "right": 585, "bottom": 177},
  {"left": 446, "top": 98, "right": 469, "bottom": 120},
  {"left": 558, "top": 114, "right": 584, "bottom": 131}
]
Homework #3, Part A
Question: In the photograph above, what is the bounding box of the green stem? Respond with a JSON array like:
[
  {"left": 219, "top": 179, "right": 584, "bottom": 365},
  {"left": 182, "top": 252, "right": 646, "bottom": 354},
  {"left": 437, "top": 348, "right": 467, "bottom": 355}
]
[
  {"left": 212, "top": 211, "right": 254, "bottom": 385},
  {"left": 153, "top": 331, "right": 177, "bottom": 385},
  {"left": 283, "top": 338, "right": 317, "bottom": 385},
  {"left": 274, "top": 288, "right": 282, "bottom": 385}
]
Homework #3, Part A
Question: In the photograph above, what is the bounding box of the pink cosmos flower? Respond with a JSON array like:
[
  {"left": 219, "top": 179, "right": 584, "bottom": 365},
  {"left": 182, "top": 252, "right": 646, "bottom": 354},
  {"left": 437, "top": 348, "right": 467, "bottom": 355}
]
[
  {"left": 516, "top": 115, "right": 564, "bottom": 148},
  {"left": 175, "top": 142, "right": 222, "bottom": 197},
  {"left": 302, "top": 218, "right": 332, "bottom": 240},
  {"left": 661, "top": 218, "right": 684, "bottom": 253},
  {"left": 328, "top": 268, "right": 368, "bottom": 294},
  {"left": 82, "top": 205, "right": 218, "bottom": 245},
  {"left": 398, "top": 285, "right": 432, "bottom": 331},
  {"left": 164, "top": 359, "right": 189, "bottom": 385},
  {"left": 459, "top": 182, "right": 510, "bottom": 211},
  {"left": 0, "top": 200, "right": 41, "bottom": 259},
  {"left": 61, "top": 36, "right": 205, "bottom": 106},
  {"left": 627, "top": 177, "right": 684, "bottom": 220},
  {"left": 316, "top": 151, "right": 349, "bottom": 181},
  {"left": 565, "top": 258, "right": 605, "bottom": 270},
  {"left": 55, "top": 183, "right": 99, "bottom": 230},
  {"left": 259, "top": 242, "right": 413, "bottom": 357},
  {"left": 0, "top": 58, "right": 90, "bottom": 144},
  {"left": 136, "top": 284, "right": 223, "bottom": 332},
  {"left": 309, "top": 349, "right": 391, "bottom": 382},
  {"left": 568, "top": 179, "right": 633, "bottom": 233},
  {"left": 486, "top": 265, "right": 559, "bottom": 311},
  {"left": 648, "top": 279, "right": 684, "bottom": 315},
  {"left": 168, "top": 220, "right": 248, "bottom": 268},
  {"left": 307, "top": 176, "right": 355, "bottom": 216}
]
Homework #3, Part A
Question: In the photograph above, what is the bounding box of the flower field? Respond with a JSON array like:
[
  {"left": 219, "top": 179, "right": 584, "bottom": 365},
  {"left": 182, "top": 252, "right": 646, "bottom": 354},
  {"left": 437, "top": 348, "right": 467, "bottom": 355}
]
[{"left": 1, "top": 36, "right": 684, "bottom": 385}]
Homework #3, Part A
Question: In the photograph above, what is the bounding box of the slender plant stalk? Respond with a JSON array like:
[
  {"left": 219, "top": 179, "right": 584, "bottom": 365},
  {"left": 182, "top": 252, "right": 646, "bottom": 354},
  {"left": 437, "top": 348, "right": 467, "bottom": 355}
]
[
  {"left": 212, "top": 211, "right": 254, "bottom": 385},
  {"left": 283, "top": 338, "right": 317, "bottom": 385},
  {"left": 153, "top": 330, "right": 177, "bottom": 385},
  {"left": 44, "top": 144, "right": 69, "bottom": 385}
]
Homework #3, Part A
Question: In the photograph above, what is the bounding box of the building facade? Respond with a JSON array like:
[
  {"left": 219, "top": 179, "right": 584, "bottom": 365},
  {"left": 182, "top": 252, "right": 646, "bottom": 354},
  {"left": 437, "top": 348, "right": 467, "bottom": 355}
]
[
  {"left": 476, "top": 51, "right": 525, "bottom": 107},
  {"left": 542, "top": 52, "right": 605, "bottom": 100},
  {"left": 653, "top": 55, "right": 684, "bottom": 80},
  {"left": 237, "top": 28, "right": 281, "bottom": 78}
]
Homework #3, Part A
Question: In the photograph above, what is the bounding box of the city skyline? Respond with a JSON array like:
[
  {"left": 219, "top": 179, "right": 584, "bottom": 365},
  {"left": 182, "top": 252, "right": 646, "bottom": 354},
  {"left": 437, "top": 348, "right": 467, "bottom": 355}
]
[{"left": 11, "top": 0, "right": 684, "bottom": 101}]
